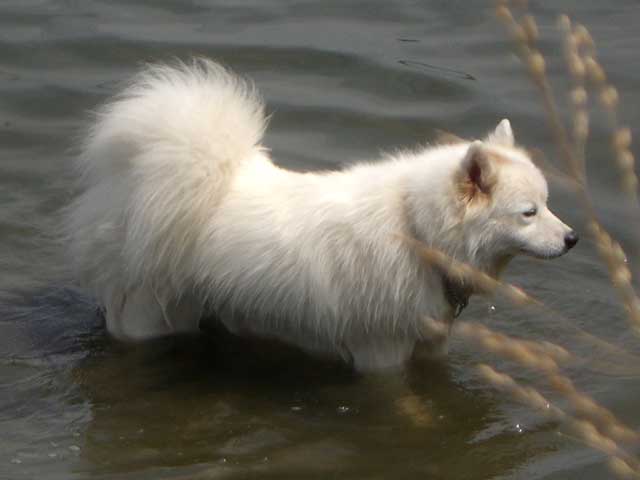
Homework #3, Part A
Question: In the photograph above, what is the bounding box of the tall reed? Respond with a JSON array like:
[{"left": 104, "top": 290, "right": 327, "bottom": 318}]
[{"left": 408, "top": 3, "right": 640, "bottom": 476}]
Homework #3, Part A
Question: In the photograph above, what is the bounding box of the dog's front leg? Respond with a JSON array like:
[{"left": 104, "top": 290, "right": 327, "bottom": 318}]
[{"left": 345, "top": 337, "right": 416, "bottom": 372}]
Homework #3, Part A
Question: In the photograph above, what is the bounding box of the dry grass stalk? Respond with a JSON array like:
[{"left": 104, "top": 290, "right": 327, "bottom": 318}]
[
  {"left": 424, "top": 315, "right": 638, "bottom": 442},
  {"left": 411, "top": 236, "right": 639, "bottom": 476},
  {"left": 395, "top": 394, "right": 433, "bottom": 428},
  {"left": 400, "top": 234, "right": 533, "bottom": 307},
  {"left": 478, "top": 364, "right": 640, "bottom": 475},
  {"left": 558, "top": 15, "right": 638, "bottom": 200},
  {"left": 405, "top": 235, "right": 640, "bottom": 373},
  {"left": 495, "top": 2, "right": 640, "bottom": 340},
  {"left": 448, "top": 5, "right": 640, "bottom": 474},
  {"left": 475, "top": 365, "right": 636, "bottom": 477},
  {"left": 455, "top": 321, "right": 568, "bottom": 370},
  {"left": 421, "top": 315, "right": 640, "bottom": 476},
  {"left": 401, "top": 5, "right": 640, "bottom": 475},
  {"left": 558, "top": 15, "right": 589, "bottom": 179},
  {"left": 475, "top": 363, "right": 564, "bottom": 419},
  {"left": 476, "top": 363, "right": 639, "bottom": 476},
  {"left": 478, "top": 364, "right": 639, "bottom": 468}
]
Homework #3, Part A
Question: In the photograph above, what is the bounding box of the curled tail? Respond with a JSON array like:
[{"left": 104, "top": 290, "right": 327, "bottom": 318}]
[
  {"left": 64, "top": 59, "right": 266, "bottom": 337},
  {"left": 78, "top": 58, "right": 266, "bottom": 186}
]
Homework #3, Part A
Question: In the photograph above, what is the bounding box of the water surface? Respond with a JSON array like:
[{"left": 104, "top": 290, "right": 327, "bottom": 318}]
[{"left": 1, "top": 1, "right": 639, "bottom": 479}]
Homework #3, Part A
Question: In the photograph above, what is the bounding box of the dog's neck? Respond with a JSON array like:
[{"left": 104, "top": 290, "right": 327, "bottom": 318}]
[{"left": 399, "top": 192, "right": 475, "bottom": 319}]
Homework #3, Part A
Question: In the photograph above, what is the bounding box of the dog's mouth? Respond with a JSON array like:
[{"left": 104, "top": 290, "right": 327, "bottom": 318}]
[{"left": 520, "top": 246, "right": 568, "bottom": 260}]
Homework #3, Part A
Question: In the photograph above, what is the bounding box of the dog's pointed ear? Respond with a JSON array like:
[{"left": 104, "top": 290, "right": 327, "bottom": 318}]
[
  {"left": 486, "top": 118, "right": 514, "bottom": 146},
  {"left": 458, "top": 141, "right": 496, "bottom": 195}
]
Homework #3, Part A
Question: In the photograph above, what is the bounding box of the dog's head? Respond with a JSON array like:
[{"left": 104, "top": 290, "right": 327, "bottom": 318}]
[{"left": 454, "top": 119, "right": 577, "bottom": 270}]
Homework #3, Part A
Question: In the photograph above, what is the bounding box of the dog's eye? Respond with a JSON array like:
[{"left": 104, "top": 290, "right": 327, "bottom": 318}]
[{"left": 523, "top": 207, "right": 537, "bottom": 217}]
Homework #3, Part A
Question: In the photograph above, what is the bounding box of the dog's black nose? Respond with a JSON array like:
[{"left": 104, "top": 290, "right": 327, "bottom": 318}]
[{"left": 564, "top": 231, "right": 579, "bottom": 249}]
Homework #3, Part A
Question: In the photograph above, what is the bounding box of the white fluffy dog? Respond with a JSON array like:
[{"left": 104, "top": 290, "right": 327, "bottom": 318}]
[{"left": 64, "top": 59, "right": 577, "bottom": 371}]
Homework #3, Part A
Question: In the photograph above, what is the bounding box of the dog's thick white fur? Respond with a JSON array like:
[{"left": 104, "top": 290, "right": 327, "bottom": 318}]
[{"left": 64, "top": 59, "right": 576, "bottom": 371}]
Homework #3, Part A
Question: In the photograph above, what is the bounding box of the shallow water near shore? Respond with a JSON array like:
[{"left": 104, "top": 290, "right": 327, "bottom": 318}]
[{"left": 1, "top": 1, "right": 640, "bottom": 479}]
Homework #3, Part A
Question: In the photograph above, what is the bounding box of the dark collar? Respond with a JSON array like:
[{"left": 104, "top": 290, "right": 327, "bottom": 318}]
[
  {"left": 441, "top": 273, "right": 472, "bottom": 318},
  {"left": 399, "top": 199, "right": 473, "bottom": 318}
]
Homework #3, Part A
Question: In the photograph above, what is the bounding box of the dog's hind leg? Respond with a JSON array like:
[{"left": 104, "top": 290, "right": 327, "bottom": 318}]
[{"left": 104, "top": 286, "right": 203, "bottom": 341}]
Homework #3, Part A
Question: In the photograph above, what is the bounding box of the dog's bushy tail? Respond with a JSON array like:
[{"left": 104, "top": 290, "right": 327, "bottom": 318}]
[
  {"left": 77, "top": 58, "right": 266, "bottom": 185},
  {"left": 64, "top": 59, "right": 266, "bottom": 297}
]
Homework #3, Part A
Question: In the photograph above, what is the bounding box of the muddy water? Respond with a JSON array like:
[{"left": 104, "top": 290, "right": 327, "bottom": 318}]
[{"left": 1, "top": 1, "right": 640, "bottom": 479}]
